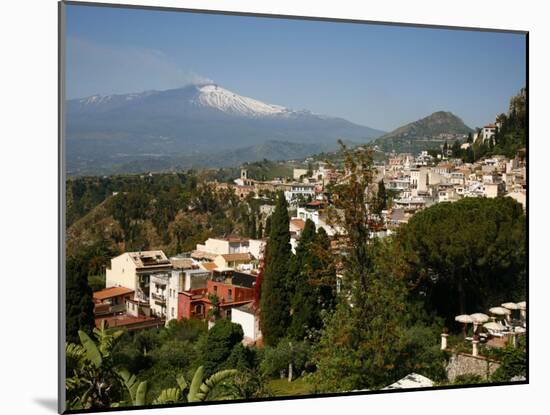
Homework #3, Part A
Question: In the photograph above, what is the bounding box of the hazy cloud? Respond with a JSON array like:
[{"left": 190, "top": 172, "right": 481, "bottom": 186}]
[{"left": 66, "top": 37, "right": 212, "bottom": 98}]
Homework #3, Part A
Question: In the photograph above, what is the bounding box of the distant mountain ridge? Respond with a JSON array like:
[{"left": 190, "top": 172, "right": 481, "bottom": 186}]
[
  {"left": 66, "top": 83, "right": 385, "bottom": 175},
  {"left": 71, "top": 140, "right": 345, "bottom": 176},
  {"left": 373, "top": 111, "right": 473, "bottom": 154}
]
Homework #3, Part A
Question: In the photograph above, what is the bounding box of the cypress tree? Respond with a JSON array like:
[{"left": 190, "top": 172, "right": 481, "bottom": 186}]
[
  {"left": 66, "top": 254, "right": 95, "bottom": 344},
  {"left": 264, "top": 215, "right": 271, "bottom": 237},
  {"left": 257, "top": 220, "right": 264, "bottom": 239},
  {"left": 260, "top": 192, "right": 291, "bottom": 346},
  {"left": 250, "top": 214, "right": 257, "bottom": 239},
  {"left": 375, "top": 180, "right": 387, "bottom": 214},
  {"left": 288, "top": 219, "right": 319, "bottom": 340}
]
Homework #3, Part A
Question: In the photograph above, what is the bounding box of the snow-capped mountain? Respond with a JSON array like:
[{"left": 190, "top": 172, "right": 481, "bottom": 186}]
[
  {"left": 69, "top": 83, "right": 308, "bottom": 118},
  {"left": 66, "top": 83, "right": 385, "bottom": 175},
  {"left": 191, "top": 84, "right": 290, "bottom": 117}
]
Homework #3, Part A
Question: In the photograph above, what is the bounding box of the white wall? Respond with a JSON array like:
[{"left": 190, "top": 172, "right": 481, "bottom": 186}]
[
  {"left": 106, "top": 253, "right": 137, "bottom": 292},
  {"left": 231, "top": 308, "right": 258, "bottom": 340},
  {"left": 166, "top": 270, "right": 181, "bottom": 322}
]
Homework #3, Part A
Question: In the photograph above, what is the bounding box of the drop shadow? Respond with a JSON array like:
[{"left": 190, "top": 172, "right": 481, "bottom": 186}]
[{"left": 34, "top": 398, "right": 58, "bottom": 413}]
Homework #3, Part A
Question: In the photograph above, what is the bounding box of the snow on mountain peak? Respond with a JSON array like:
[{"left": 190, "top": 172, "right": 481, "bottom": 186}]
[{"left": 193, "top": 84, "right": 289, "bottom": 117}]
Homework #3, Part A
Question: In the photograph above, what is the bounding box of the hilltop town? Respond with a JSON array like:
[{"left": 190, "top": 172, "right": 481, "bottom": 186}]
[
  {"left": 91, "top": 132, "right": 526, "bottom": 336},
  {"left": 65, "top": 89, "right": 527, "bottom": 407}
]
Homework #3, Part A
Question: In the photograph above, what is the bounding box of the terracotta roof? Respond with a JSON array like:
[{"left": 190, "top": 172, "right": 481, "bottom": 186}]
[
  {"left": 290, "top": 218, "right": 306, "bottom": 230},
  {"left": 93, "top": 287, "right": 134, "bottom": 301},
  {"left": 95, "top": 314, "right": 163, "bottom": 330},
  {"left": 201, "top": 262, "right": 218, "bottom": 271},
  {"left": 221, "top": 253, "right": 253, "bottom": 262},
  {"left": 484, "top": 124, "right": 497, "bottom": 129}
]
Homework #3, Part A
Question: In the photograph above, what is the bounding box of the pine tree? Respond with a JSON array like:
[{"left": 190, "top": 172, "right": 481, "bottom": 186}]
[
  {"left": 315, "top": 227, "right": 336, "bottom": 312},
  {"left": 66, "top": 254, "right": 96, "bottom": 344},
  {"left": 260, "top": 192, "right": 291, "bottom": 346},
  {"left": 314, "top": 142, "right": 408, "bottom": 391}
]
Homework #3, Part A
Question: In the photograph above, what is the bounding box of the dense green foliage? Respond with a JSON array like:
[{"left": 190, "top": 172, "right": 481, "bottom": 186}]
[
  {"left": 398, "top": 197, "right": 526, "bottom": 325},
  {"left": 260, "top": 192, "right": 292, "bottom": 345},
  {"left": 66, "top": 172, "right": 272, "bottom": 276},
  {"left": 260, "top": 340, "right": 312, "bottom": 381},
  {"left": 66, "top": 321, "right": 242, "bottom": 410},
  {"left": 491, "top": 88, "right": 527, "bottom": 158},
  {"left": 67, "top": 173, "right": 194, "bottom": 227},
  {"left": 200, "top": 319, "right": 245, "bottom": 376},
  {"left": 66, "top": 253, "right": 96, "bottom": 344},
  {"left": 288, "top": 221, "right": 336, "bottom": 341},
  {"left": 66, "top": 322, "right": 127, "bottom": 409},
  {"left": 112, "top": 319, "right": 206, "bottom": 401},
  {"left": 312, "top": 144, "right": 446, "bottom": 391},
  {"left": 490, "top": 337, "right": 527, "bottom": 382}
]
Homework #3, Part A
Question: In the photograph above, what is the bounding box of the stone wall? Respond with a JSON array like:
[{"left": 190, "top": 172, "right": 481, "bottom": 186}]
[{"left": 446, "top": 353, "right": 501, "bottom": 382}]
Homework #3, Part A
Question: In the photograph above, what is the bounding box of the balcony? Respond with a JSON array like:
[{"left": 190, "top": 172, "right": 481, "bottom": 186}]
[{"left": 151, "top": 292, "right": 166, "bottom": 304}]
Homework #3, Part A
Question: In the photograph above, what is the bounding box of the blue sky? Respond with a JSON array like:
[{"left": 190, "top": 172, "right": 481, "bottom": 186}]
[{"left": 65, "top": 4, "right": 526, "bottom": 131}]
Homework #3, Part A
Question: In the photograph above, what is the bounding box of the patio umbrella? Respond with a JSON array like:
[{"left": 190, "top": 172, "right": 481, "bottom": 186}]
[
  {"left": 455, "top": 314, "right": 473, "bottom": 336},
  {"left": 483, "top": 321, "right": 505, "bottom": 331},
  {"left": 517, "top": 301, "right": 527, "bottom": 321},
  {"left": 502, "top": 302, "right": 519, "bottom": 310},
  {"left": 470, "top": 313, "right": 489, "bottom": 333},
  {"left": 489, "top": 306, "right": 511, "bottom": 316}
]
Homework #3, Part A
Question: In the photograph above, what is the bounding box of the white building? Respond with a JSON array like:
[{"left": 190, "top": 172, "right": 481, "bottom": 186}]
[
  {"left": 484, "top": 182, "right": 505, "bottom": 199},
  {"left": 449, "top": 172, "right": 465, "bottom": 185},
  {"left": 284, "top": 183, "right": 316, "bottom": 204},
  {"left": 231, "top": 304, "right": 262, "bottom": 343},
  {"left": 195, "top": 237, "right": 265, "bottom": 260},
  {"left": 296, "top": 206, "right": 320, "bottom": 227},
  {"left": 410, "top": 168, "right": 429, "bottom": 192},
  {"left": 106, "top": 251, "right": 173, "bottom": 303},
  {"left": 150, "top": 273, "right": 170, "bottom": 318},
  {"left": 481, "top": 124, "right": 497, "bottom": 142}
]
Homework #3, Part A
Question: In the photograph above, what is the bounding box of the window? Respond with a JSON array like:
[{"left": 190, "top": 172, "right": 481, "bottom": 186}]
[
  {"left": 171, "top": 307, "right": 174, "bottom": 317},
  {"left": 213, "top": 285, "right": 217, "bottom": 293}
]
